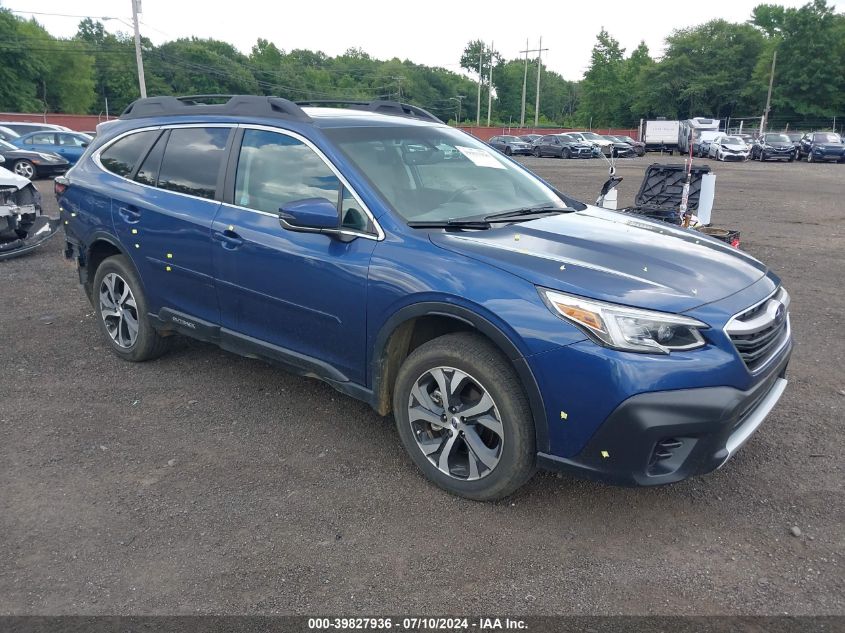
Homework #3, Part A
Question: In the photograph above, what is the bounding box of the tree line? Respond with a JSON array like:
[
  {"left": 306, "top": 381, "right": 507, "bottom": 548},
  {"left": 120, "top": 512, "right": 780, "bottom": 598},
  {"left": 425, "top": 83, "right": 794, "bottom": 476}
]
[{"left": 0, "top": 1, "right": 842, "bottom": 129}]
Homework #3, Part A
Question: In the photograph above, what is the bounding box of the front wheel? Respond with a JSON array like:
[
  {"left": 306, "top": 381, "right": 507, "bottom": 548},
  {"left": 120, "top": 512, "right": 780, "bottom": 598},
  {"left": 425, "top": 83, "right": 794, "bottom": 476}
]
[
  {"left": 505, "top": 147, "right": 512, "bottom": 156},
  {"left": 562, "top": 148, "right": 571, "bottom": 159},
  {"left": 392, "top": 333, "right": 536, "bottom": 501},
  {"left": 92, "top": 255, "right": 171, "bottom": 362},
  {"left": 533, "top": 147, "right": 540, "bottom": 157},
  {"left": 13, "top": 160, "right": 36, "bottom": 180},
  {"left": 808, "top": 152, "right": 814, "bottom": 163}
]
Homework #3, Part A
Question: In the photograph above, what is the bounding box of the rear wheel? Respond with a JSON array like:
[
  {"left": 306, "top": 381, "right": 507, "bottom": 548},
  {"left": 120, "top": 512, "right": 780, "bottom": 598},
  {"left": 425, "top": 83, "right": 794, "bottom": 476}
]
[
  {"left": 13, "top": 160, "right": 36, "bottom": 180},
  {"left": 92, "top": 255, "right": 171, "bottom": 362},
  {"left": 392, "top": 333, "right": 536, "bottom": 500}
]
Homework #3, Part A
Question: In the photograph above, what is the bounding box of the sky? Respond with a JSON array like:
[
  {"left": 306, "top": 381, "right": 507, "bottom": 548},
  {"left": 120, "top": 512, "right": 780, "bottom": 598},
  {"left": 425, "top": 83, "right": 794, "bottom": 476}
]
[{"left": 3, "top": 0, "right": 843, "bottom": 81}]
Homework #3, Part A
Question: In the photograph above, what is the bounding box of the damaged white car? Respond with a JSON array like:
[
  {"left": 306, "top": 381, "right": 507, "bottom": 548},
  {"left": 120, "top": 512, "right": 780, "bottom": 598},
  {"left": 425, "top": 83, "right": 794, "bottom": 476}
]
[{"left": 0, "top": 156, "right": 59, "bottom": 260}]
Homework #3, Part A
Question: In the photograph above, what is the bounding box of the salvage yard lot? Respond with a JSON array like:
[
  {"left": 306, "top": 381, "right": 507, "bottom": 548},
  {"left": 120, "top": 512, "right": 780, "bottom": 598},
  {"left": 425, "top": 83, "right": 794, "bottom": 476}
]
[{"left": 1, "top": 158, "right": 842, "bottom": 615}]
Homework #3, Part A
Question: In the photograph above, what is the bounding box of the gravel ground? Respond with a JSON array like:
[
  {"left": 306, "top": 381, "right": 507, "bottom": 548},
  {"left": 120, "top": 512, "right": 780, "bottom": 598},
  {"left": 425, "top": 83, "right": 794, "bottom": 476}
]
[{"left": 0, "top": 157, "right": 842, "bottom": 615}]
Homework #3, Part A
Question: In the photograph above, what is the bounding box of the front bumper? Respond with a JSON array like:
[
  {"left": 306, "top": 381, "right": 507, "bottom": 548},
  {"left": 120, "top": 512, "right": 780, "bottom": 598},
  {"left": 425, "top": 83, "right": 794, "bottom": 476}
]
[
  {"left": 0, "top": 215, "right": 61, "bottom": 260},
  {"left": 811, "top": 147, "right": 845, "bottom": 161},
  {"left": 761, "top": 149, "right": 793, "bottom": 160},
  {"left": 36, "top": 163, "right": 69, "bottom": 177},
  {"left": 537, "top": 342, "right": 791, "bottom": 486},
  {"left": 510, "top": 147, "right": 533, "bottom": 155},
  {"left": 720, "top": 151, "right": 749, "bottom": 161}
]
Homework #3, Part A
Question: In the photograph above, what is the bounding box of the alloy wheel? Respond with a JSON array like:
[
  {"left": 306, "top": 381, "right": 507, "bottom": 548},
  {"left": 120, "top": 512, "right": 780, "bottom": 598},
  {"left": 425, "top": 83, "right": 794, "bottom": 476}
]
[
  {"left": 99, "top": 272, "right": 139, "bottom": 348},
  {"left": 14, "top": 160, "right": 35, "bottom": 179},
  {"left": 407, "top": 366, "right": 504, "bottom": 481}
]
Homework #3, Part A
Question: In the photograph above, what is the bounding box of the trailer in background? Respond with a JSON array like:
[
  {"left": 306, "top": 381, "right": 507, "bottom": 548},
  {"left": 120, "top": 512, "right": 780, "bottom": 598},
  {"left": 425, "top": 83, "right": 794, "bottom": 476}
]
[
  {"left": 640, "top": 119, "right": 680, "bottom": 154},
  {"left": 678, "top": 117, "right": 721, "bottom": 155}
]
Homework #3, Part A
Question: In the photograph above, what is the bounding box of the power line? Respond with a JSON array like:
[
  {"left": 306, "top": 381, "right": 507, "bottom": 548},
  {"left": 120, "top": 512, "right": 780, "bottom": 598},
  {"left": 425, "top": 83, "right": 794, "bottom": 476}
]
[{"left": 5, "top": 9, "right": 122, "bottom": 20}]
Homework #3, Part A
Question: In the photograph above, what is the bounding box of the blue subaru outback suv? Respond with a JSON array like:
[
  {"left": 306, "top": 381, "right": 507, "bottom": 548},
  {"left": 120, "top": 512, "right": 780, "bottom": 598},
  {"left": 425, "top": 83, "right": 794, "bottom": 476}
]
[{"left": 56, "top": 95, "right": 792, "bottom": 500}]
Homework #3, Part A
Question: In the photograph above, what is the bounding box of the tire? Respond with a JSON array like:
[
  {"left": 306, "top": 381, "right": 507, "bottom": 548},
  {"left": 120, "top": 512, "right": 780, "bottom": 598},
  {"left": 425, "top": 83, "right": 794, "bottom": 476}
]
[
  {"left": 13, "top": 159, "right": 36, "bottom": 180},
  {"left": 92, "top": 255, "right": 171, "bottom": 362},
  {"left": 505, "top": 147, "right": 512, "bottom": 156},
  {"left": 562, "top": 148, "right": 571, "bottom": 159},
  {"left": 807, "top": 152, "right": 814, "bottom": 163},
  {"left": 533, "top": 147, "right": 540, "bottom": 158},
  {"left": 392, "top": 332, "right": 536, "bottom": 501}
]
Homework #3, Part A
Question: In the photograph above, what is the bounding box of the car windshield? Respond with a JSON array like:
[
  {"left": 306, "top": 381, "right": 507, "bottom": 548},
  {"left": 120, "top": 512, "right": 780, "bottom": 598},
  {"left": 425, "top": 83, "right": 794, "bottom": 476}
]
[
  {"left": 499, "top": 136, "right": 520, "bottom": 142},
  {"left": 580, "top": 132, "right": 603, "bottom": 140},
  {"left": 787, "top": 133, "right": 802, "bottom": 141},
  {"left": 324, "top": 126, "right": 568, "bottom": 223},
  {"left": 722, "top": 136, "right": 744, "bottom": 145},
  {"left": 0, "top": 139, "right": 17, "bottom": 150},
  {"left": 765, "top": 134, "right": 790, "bottom": 143},
  {"left": 814, "top": 133, "right": 841, "bottom": 143},
  {"left": 619, "top": 136, "right": 636, "bottom": 143}
]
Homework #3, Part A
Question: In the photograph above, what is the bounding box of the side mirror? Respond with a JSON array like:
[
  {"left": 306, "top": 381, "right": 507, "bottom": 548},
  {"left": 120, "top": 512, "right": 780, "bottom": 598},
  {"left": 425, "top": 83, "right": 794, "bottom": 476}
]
[{"left": 279, "top": 197, "right": 339, "bottom": 232}]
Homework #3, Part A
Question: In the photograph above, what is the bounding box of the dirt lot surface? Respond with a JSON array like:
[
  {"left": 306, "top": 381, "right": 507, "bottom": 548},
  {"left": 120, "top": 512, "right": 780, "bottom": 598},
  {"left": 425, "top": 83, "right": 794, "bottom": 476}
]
[{"left": 1, "top": 157, "right": 843, "bottom": 616}]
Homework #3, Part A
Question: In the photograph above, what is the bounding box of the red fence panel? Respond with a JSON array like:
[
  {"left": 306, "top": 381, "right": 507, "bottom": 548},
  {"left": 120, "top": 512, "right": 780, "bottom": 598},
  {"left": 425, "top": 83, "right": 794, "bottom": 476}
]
[{"left": 0, "top": 112, "right": 115, "bottom": 132}]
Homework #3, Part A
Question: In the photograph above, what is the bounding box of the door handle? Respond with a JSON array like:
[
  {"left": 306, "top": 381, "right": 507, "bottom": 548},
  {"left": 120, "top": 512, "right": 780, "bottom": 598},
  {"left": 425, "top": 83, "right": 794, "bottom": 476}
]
[
  {"left": 212, "top": 229, "right": 243, "bottom": 250},
  {"left": 118, "top": 206, "right": 141, "bottom": 223}
]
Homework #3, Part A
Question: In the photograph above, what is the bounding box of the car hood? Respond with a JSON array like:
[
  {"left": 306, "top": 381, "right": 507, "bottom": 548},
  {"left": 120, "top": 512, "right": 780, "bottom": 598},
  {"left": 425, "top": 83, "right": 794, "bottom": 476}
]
[
  {"left": 813, "top": 143, "right": 845, "bottom": 150},
  {"left": 429, "top": 206, "right": 768, "bottom": 313},
  {"left": 764, "top": 142, "right": 793, "bottom": 149}
]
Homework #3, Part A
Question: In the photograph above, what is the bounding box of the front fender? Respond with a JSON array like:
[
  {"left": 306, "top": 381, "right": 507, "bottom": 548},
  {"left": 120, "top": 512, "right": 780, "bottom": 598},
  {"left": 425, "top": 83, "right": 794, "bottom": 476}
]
[{"left": 370, "top": 300, "right": 551, "bottom": 454}]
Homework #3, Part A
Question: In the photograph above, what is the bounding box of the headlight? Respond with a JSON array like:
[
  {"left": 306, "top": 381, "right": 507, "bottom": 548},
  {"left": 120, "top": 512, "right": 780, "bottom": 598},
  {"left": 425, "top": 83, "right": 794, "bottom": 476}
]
[
  {"left": 540, "top": 289, "right": 708, "bottom": 354},
  {"left": 37, "top": 153, "right": 57, "bottom": 161}
]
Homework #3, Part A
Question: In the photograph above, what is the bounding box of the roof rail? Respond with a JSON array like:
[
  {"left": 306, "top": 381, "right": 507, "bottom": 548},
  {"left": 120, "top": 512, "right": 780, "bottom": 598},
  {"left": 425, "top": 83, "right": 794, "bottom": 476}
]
[
  {"left": 294, "top": 100, "right": 443, "bottom": 123},
  {"left": 120, "top": 95, "right": 312, "bottom": 122}
]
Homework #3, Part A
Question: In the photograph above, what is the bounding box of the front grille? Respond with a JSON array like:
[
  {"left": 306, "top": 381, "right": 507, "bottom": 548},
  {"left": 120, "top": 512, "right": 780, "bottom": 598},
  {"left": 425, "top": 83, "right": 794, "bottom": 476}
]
[{"left": 726, "top": 288, "right": 790, "bottom": 372}]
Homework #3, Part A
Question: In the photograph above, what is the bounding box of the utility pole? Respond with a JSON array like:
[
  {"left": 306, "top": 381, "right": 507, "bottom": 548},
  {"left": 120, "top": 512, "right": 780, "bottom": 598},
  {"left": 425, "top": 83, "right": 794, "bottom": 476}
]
[
  {"left": 761, "top": 48, "right": 776, "bottom": 134},
  {"left": 533, "top": 36, "right": 548, "bottom": 128},
  {"left": 476, "top": 47, "right": 483, "bottom": 126},
  {"left": 131, "top": 0, "right": 147, "bottom": 98},
  {"left": 520, "top": 38, "right": 529, "bottom": 127},
  {"left": 487, "top": 41, "right": 494, "bottom": 127},
  {"left": 450, "top": 95, "right": 465, "bottom": 126}
]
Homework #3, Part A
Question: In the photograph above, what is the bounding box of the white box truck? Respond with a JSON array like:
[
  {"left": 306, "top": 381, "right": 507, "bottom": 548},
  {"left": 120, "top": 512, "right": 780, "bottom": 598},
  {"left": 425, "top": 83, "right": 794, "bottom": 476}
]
[{"left": 641, "top": 120, "right": 680, "bottom": 154}]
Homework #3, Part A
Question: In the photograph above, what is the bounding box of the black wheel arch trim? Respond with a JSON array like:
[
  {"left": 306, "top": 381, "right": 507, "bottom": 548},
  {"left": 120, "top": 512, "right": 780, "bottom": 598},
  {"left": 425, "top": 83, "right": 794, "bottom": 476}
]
[
  {"left": 371, "top": 301, "right": 550, "bottom": 453},
  {"left": 79, "top": 231, "right": 147, "bottom": 298}
]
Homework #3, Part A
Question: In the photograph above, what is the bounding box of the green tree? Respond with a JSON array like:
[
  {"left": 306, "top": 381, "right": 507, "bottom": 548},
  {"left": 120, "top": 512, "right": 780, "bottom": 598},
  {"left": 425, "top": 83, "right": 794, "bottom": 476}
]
[
  {"left": 750, "top": 0, "right": 845, "bottom": 120},
  {"left": 578, "top": 29, "right": 627, "bottom": 126}
]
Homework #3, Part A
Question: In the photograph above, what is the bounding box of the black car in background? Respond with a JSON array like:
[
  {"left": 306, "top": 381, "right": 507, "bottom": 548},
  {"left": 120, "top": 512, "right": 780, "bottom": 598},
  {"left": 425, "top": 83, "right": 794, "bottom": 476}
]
[
  {"left": 488, "top": 135, "right": 533, "bottom": 156},
  {"left": 799, "top": 132, "right": 845, "bottom": 162},
  {"left": 0, "top": 138, "right": 69, "bottom": 179},
  {"left": 532, "top": 134, "right": 594, "bottom": 158},
  {"left": 608, "top": 135, "right": 645, "bottom": 156},
  {"left": 751, "top": 133, "right": 796, "bottom": 162},
  {"left": 786, "top": 132, "right": 803, "bottom": 159},
  {"left": 601, "top": 136, "right": 637, "bottom": 158}
]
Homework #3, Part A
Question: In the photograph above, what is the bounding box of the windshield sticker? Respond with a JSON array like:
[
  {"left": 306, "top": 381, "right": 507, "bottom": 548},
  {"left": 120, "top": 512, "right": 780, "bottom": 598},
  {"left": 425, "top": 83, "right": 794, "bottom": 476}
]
[{"left": 455, "top": 146, "right": 506, "bottom": 169}]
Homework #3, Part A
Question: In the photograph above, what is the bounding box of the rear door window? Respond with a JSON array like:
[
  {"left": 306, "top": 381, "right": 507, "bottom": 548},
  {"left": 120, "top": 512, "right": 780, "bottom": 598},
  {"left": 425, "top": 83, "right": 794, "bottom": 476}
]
[
  {"left": 99, "top": 130, "right": 158, "bottom": 178},
  {"left": 29, "top": 133, "right": 56, "bottom": 145},
  {"left": 157, "top": 127, "right": 230, "bottom": 200},
  {"left": 134, "top": 132, "right": 168, "bottom": 186}
]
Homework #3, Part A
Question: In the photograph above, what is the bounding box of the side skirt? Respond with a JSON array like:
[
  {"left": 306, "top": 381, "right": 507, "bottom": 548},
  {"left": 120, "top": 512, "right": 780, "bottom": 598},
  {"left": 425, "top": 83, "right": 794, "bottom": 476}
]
[{"left": 150, "top": 308, "right": 376, "bottom": 409}]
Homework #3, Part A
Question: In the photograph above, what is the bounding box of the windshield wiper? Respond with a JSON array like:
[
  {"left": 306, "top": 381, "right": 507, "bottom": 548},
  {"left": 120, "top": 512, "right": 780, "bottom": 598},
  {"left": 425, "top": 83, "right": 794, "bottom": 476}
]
[
  {"left": 484, "top": 203, "right": 568, "bottom": 222},
  {"left": 407, "top": 219, "right": 491, "bottom": 229}
]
